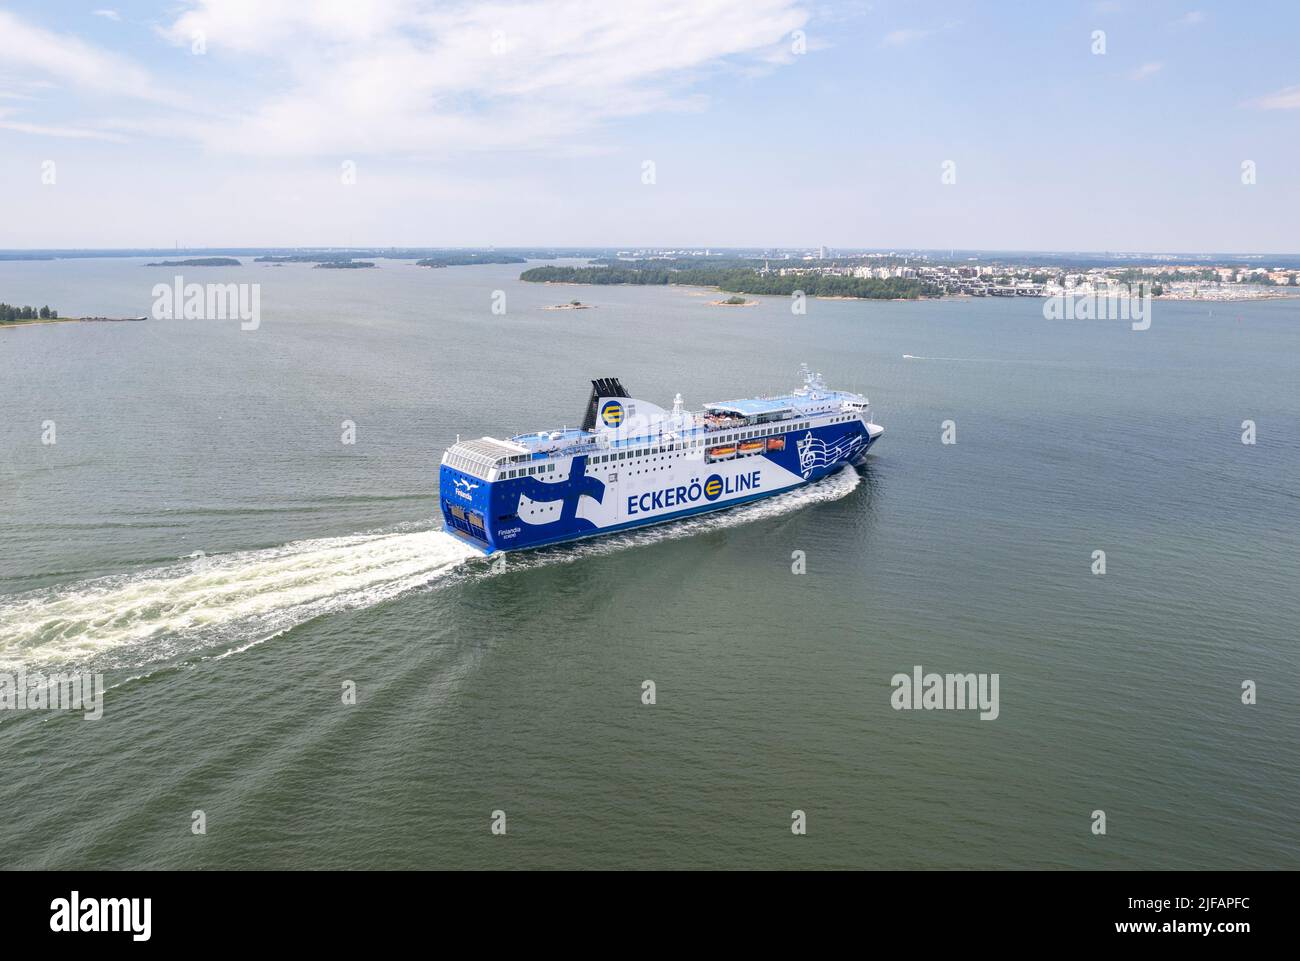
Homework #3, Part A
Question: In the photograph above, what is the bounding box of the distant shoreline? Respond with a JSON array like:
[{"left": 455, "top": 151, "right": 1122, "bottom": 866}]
[
  {"left": 532, "top": 279, "right": 1300, "bottom": 305},
  {"left": 145, "top": 258, "right": 241, "bottom": 267},
  {"left": 0, "top": 316, "right": 146, "bottom": 329},
  {"left": 529, "top": 280, "right": 936, "bottom": 302}
]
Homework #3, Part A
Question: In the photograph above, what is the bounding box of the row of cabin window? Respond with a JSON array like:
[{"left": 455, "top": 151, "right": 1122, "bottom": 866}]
[
  {"left": 492, "top": 420, "right": 822, "bottom": 480},
  {"left": 499, "top": 463, "right": 556, "bottom": 479}
]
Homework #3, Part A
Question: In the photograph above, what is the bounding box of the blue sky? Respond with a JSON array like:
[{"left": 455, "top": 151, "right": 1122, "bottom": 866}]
[{"left": 1, "top": 0, "right": 1297, "bottom": 251}]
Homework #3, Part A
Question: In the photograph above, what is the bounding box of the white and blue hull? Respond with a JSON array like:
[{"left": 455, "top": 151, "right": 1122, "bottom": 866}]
[{"left": 441, "top": 415, "right": 881, "bottom": 554}]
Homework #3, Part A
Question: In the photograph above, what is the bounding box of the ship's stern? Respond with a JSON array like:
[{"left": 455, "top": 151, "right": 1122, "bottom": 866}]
[{"left": 438, "top": 464, "right": 497, "bottom": 553}]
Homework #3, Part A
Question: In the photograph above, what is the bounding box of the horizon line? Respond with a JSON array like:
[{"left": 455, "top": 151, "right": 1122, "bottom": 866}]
[{"left": 3, "top": 246, "right": 1300, "bottom": 259}]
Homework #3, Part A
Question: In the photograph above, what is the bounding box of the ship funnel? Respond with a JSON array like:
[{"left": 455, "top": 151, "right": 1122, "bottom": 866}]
[{"left": 580, "top": 377, "right": 630, "bottom": 431}]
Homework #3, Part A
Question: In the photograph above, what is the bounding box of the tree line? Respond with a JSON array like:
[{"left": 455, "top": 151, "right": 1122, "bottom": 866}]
[
  {"left": 520, "top": 265, "right": 938, "bottom": 299},
  {"left": 1, "top": 303, "right": 59, "bottom": 322}
]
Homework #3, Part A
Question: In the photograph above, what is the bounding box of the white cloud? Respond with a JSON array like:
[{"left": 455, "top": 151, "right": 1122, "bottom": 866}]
[
  {"left": 154, "top": 0, "right": 808, "bottom": 156},
  {"left": 1246, "top": 84, "right": 1300, "bottom": 110},
  {"left": 0, "top": 2, "right": 807, "bottom": 155},
  {"left": 1131, "top": 62, "right": 1163, "bottom": 80},
  {"left": 1173, "top": 11, "right": 1206, "bottom": 26},
  {"left": 0, "top": 119, "right": 127, "bottom": 140},
  {"left": 0, "top": 11, "right": 175, "bottom": 104},
  {"left": 93, "top": 9, "right": 122, "bottom": 21}
]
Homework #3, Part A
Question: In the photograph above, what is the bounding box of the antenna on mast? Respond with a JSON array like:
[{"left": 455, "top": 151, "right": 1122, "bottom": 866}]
[{"left": 798, "top": 363, "right": 825, "bottom": 394}]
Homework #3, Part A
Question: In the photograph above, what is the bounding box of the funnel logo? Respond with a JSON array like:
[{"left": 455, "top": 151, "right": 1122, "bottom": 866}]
[
  {"left": 703, "top": 474, "right": 724, "bottom": 501},
  {"left": 600, "top": 401, "right": 624, "bottom": 427}
]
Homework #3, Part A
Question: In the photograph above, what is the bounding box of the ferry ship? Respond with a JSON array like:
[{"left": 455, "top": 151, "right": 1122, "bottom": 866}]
[{"left": 439, "top": 366, "right": 883, "bottom": 553}]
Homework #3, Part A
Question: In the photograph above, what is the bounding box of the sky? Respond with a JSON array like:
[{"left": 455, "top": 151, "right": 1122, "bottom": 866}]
[{"left": 0, "top": 0, "right": 1297, "bottom": 252}]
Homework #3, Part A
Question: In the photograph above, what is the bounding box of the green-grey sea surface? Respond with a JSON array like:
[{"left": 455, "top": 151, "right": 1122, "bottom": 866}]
[{"left": 0, "top": 258, "right": 1297, "bottom": 869}]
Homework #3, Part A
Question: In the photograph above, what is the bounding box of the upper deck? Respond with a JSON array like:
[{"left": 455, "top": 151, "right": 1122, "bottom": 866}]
[
  {"left": 703, "top": 386, "right": 867, "bottom": 422},
  {"left": 441, "top": 367, "right": 872, "bottom": 480}
]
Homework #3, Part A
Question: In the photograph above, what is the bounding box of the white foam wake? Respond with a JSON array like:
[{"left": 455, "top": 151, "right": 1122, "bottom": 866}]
[
  {"left": 0, "top": 468, "right": 864, "bottom": 672},
  {"left": 0, "top": 526, "right": 480, "bottom": 672}
]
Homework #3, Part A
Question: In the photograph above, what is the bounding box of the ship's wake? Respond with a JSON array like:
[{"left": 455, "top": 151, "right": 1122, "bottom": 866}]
[
  {"left": 0, "top": 469, "right": 861, "bottom": 674},
  {"left": 0, "top": 526, "right": 479, "bottom": 674}
]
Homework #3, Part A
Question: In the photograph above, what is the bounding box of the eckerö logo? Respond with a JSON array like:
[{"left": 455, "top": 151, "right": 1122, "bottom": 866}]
[
  {"left": 50, "top": 891, "right": 151, "bottom": 941},
  {"left": 600, "top": 401, "right": 624, "bottom": 427},
  {"left": 626, "top": 471, "right": 759, "bottom": 516}
]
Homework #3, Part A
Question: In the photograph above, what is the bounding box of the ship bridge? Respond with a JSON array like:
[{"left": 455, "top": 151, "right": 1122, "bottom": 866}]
[
  {"left": 703, "top": 397, "right": 797, "bottom": 420},
  {"left": 702, "top": 365, "right": 869, "bottom": 429},
  {"left": 704, "top": 392, "right": 867, "bottom": 430}
]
